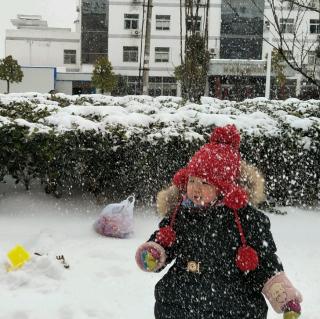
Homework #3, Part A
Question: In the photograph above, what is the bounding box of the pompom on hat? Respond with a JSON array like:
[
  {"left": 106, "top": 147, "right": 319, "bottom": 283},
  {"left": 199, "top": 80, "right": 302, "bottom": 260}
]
[{"left": 158, "top": 124, "right": 259, "bottom": 272}]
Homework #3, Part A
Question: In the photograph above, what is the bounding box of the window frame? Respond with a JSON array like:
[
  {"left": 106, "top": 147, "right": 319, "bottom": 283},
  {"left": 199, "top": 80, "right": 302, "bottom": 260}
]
[
  {"left": 280, "top": 18, "right": 294, "bottom": 34},
  {"left": 149, "top": 76, "right": 177, "bottom": 96},
  {"left": 123, "top": 46, "right": 139, "bottom": 62},
  {"left": 124, "top": 13, "right": 139, "bottom": 30},
  {"left": 310, "top": 19, "right": 320, "bottom": 34},
  {"left": 156, "top": 15, "right": 171, "bottom": 31},
  {"left": 307, "top": 51, "right": 320, "bottom": 65},
  {"left": 64, "top": 49, "right": 77, "bottom": 64},
  {"left": 155, "top": 47, "right": 170, "bottom": 63}
]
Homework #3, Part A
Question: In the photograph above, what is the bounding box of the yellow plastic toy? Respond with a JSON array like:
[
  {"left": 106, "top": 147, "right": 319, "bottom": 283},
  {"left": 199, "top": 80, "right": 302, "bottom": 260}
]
[
  {"left": 283, "top": 311, "right": 300, "bottom": 319},
  {"left": 6, "top": 245, "right": 31, "bottom": 271}
]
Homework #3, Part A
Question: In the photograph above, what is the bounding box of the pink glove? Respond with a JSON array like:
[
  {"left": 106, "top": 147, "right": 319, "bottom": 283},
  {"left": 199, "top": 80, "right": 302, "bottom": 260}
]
[
  {"left": 135, "top": 242, "right": 167, "bottom": 272},
  {"left": 262, "top": 272, "right": 303, "bottom": 314}
]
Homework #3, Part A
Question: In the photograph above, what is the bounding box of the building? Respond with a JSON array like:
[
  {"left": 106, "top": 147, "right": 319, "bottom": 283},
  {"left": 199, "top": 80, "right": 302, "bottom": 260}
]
[
  {"left": 81, "top": 0, "right": 297, "bottom": 98},
  {"left": 106, "top": 0, "right": 221, "bottom": 96},
  {"left": 4, "top": 14, "right": 98, "bottom": 95},
  {"left": 3, "top": 1, "right": 319, "bottom": 98},
  {"left": 6, "top": 15, "right": 81, "bottom": 70},
  {"left": 81, "top": 0, "right": 109, "bottom": 64}
]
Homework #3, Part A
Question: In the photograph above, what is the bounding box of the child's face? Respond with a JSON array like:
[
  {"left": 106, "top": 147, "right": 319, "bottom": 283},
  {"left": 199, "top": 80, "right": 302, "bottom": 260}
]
[{"left": 187, "top": 176, "right": 218, "bottom": 206}]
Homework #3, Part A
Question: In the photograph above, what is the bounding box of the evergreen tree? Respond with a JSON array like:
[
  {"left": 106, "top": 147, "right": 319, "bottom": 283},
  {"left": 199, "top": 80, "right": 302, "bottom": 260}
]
[
  {"left": 271, "top": 49, "right": 287, "bottom": 99},
  {"left": 175, "top": 34, "right": 210, "bottom": 103},
  {"left": 0, "top": 55, "right": 24, "bottom": 93},
  {"left": 91, "top": 57, "right": 117, "bottom": 94},
  {"left": 175, "top": 0, "right": 210, "bottom": 103}
]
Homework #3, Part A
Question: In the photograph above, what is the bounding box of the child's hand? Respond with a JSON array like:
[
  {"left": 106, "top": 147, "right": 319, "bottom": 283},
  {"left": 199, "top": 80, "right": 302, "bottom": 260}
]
[
  {"left": 135, "top": 242, "right": 167, "bottom": 272},
  {"left": 283, "top": 300, "right": 301, "bottom": 319}
]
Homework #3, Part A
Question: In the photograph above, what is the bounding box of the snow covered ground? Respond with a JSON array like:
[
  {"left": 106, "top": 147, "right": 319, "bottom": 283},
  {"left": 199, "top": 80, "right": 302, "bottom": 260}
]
[{"left": 0, "top": 180, "right": 319, "bottom": 319}]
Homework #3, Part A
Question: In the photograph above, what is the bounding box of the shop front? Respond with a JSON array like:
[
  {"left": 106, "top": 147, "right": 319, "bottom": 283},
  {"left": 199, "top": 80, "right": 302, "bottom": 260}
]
[{"left": 208, "top": 59, "right": 296, "bottom": 100}]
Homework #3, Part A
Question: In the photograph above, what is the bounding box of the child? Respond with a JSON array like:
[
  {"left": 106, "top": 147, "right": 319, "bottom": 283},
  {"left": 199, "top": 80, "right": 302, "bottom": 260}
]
[{"left": 135, "top": 124, "right": 302, "bottom": 319}]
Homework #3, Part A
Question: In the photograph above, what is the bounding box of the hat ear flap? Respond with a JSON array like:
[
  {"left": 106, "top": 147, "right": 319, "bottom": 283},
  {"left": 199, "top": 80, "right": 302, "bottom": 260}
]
[{"left": 172, "top": 167, "right": 189, "bottom": 192}]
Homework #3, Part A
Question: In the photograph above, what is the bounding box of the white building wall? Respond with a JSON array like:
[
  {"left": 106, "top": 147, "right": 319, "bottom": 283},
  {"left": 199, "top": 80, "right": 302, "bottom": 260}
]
[
  {"left": 108, "top": 0, "right": 221, "bottom": 78},
  {"left": 5, "top": 29, "right": 81, "bottom": 69},
  {"left": 0, "top": 67, "right": 55, "bottom": 93}
]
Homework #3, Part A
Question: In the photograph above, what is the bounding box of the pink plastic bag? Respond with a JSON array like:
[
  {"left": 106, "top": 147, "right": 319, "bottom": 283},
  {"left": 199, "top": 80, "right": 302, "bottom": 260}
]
[{"left": 94, "top": 196, "right": 135, "bottom": 238}]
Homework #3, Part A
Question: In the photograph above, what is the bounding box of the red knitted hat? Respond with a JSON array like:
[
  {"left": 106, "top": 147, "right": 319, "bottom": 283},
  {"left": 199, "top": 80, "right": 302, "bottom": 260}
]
[
  {"left": 167, "top": 124, "right": 259, "bottom": 272},
  {"left": 173, "top": 124, "right": 245, "bottom": 206}
]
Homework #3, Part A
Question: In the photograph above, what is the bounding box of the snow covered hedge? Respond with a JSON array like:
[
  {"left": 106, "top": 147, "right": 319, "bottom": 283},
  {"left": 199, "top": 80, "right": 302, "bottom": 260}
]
[{"left": 0, "top": 93, "right": 319, "bottom": 205}]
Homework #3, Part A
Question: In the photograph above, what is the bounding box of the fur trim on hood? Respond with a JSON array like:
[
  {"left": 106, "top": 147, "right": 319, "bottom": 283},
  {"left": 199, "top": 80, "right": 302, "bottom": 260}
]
[{"left": 157, "top": 161, "right": 265, "bottom": 216}]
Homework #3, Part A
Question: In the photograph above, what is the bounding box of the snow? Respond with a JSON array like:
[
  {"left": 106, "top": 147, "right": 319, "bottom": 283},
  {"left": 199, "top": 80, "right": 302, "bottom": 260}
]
[
  {"left": 0, "top": 180, "right": 319, "bottom": 319},
  {"left": 1, "top": 94, "right": 319, "bottom": 142}
]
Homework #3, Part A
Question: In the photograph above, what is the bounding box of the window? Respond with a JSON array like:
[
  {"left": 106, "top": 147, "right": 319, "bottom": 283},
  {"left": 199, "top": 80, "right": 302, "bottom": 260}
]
[
  {"left": 64, "top": 50, "right": 76, "bottom": 64},
  {"left": 310, "top": 19, "right": 320, "bottom": 34},
  {"left": 149, "top": 77, "right": 177, "bottom": 96},
  {"left": 308, "top": 51, "right": 320, "bottom": 65},
  {"left": 186, "top": 16, "right": 201, "bottom": 31},
  {"left": 127, "top": 76, "right": 140, "bottom": 95},
  {"left": 155, "top": 47, "right": 169, "bottom": 62},
  {"left": 123, "top": 46, "right": 138, "bottom": 62},
  {"left": 308, "top": 52, "right": 316, "bottom": 65},
  {"left": 124, "top": 14, "right": 139, "bottom": 29},
  {"left": 156, "top": 15, "right": 170, "bottom": 30},
  {"left": 280, "top": 18, "right": 294, "bottom": 33}
]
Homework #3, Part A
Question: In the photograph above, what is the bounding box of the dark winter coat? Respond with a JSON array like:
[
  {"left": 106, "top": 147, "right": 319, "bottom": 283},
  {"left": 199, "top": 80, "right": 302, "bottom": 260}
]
[{"left": 148, "top": 203, "right": 283, "bottom": 319}]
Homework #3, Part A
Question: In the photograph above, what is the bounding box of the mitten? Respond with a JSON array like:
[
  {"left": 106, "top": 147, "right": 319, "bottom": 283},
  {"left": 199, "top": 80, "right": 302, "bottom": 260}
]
[
  {"left": 135, "top": 242, "right": 166, "bottom": 272},
  {"left": 283, "top": 300, "right": 301, "bottom": 319},
  {"left": 262, "top": 272, "right": 303, "bottom": 314}
]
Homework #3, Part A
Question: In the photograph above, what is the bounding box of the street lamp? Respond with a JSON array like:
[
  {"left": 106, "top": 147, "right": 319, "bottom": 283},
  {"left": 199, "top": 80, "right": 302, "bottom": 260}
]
[{"left": 264, "top": 21, "right": 272, "bottom": 99}]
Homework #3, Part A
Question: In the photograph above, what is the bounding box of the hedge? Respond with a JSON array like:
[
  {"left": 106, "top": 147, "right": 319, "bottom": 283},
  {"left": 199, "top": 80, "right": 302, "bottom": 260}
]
[{"left": 0, "top": 93, "right": 319, "bottom": 206}]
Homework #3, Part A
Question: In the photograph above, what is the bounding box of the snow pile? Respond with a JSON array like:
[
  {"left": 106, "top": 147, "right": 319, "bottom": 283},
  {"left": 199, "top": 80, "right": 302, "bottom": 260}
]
[{"left": 0, "top": 180, "right": 319, "bottom": 319}]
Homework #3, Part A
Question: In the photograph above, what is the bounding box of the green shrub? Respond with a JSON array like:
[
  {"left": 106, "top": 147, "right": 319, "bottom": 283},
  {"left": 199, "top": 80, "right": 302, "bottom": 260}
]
[{"left": 0, "top": 94, "right": 319, "bottom": 206}]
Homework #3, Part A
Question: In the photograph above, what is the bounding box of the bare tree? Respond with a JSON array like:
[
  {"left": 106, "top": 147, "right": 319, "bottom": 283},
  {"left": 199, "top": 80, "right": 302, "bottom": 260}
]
[
  {"left": 222, "top": 0, "right": 320, "bottom": 97},
  {"left": 249, "top": 0, "right": 320, "bottom": 96}
]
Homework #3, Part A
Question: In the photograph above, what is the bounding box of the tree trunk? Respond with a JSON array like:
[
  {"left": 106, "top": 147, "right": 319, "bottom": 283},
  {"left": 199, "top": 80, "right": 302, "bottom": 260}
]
[{"left": 6, "top": 80, "right": 10, "bottom": 94}]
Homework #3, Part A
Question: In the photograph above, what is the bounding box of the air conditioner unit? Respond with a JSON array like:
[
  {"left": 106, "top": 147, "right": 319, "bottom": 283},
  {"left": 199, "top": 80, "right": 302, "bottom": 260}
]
[
  {"left": 209, "top": 48, "right": 216, "bottom": 58},
  {"left": 131, "top": 29, "right": 141, "bottom": 36}
]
